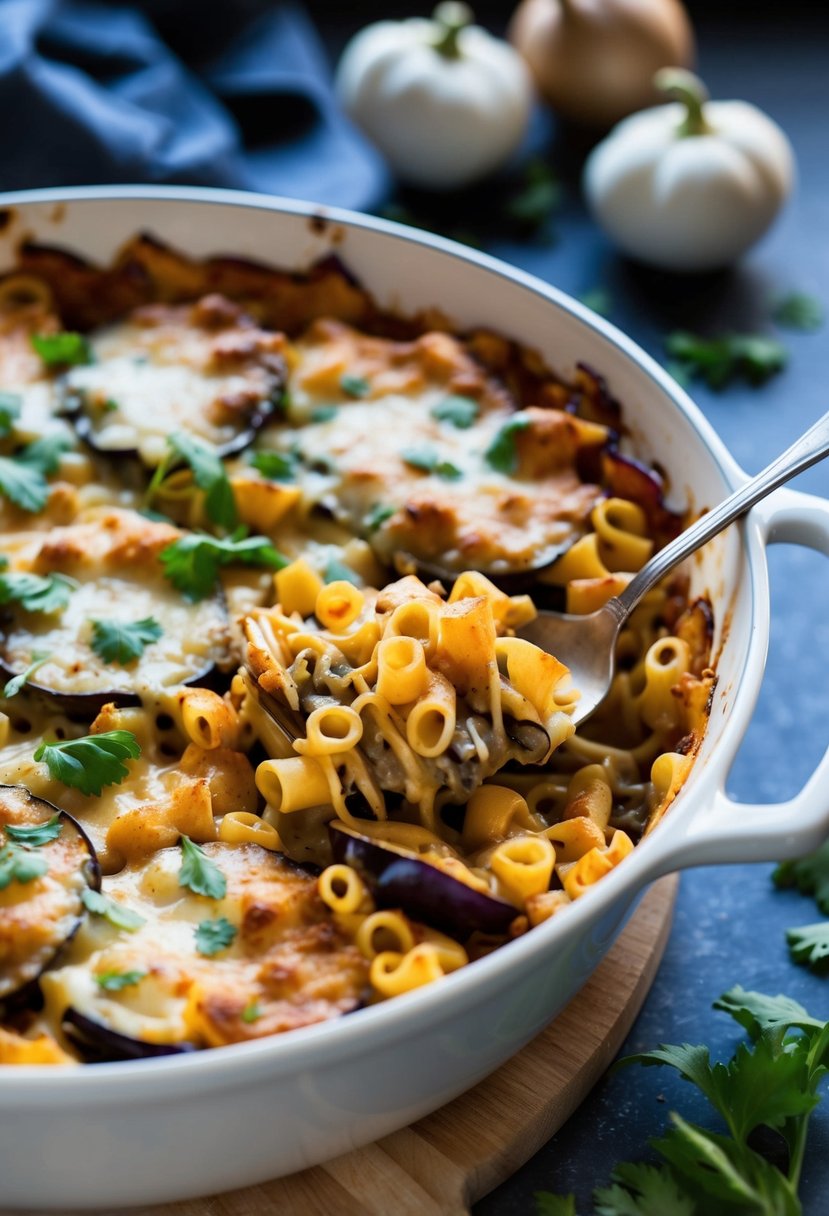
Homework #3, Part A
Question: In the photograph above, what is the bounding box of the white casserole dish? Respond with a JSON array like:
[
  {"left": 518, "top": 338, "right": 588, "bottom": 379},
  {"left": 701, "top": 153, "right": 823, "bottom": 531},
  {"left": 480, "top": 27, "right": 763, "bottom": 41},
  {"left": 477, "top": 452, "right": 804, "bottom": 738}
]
[{"left": 0, "top": 187, "right": 827, "bottom": 1212}]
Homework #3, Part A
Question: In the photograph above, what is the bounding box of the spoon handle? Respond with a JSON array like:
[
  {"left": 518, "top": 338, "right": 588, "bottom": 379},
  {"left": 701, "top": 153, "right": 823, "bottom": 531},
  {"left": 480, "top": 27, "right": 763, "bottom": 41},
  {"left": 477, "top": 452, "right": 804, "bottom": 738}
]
[{"left": 615, "top": 410, "right": 829, "bottom": 617}]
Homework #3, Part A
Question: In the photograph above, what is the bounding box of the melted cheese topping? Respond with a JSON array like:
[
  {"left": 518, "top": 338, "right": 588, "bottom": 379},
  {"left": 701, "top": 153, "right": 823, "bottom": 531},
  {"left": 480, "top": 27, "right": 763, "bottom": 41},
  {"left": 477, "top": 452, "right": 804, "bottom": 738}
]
[
  {"left": 40, "top": 841, "right": 368, "bottom": 1048},
  {"left": 0, "top": 787, "right": 92, "bottom": 999},
  {"left": 65, "top": 296, "right": 286, "bottom": 463},
  {"left": 254, "top": 320, "right": 607, "bottom": 574}
]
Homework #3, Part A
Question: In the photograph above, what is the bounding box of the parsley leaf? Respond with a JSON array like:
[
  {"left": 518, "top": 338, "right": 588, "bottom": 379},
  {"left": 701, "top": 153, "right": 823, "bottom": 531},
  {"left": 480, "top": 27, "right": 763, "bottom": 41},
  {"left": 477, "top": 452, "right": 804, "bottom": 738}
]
[
  {"left": 167, "top": 431, "right": 237, "bottom": 531},
  {"left": 340, "top": 374, "right": 370, "bottom": 399},
  {"left": 787, "top": 922, "right": 829, "bottom": 971},
  {"left": 664, "top": 331, "right": 787, "bottom": 388},
  {"left": 3, "top": 650, "right": 50, "bottom": 698},
  {"left": 0, "top": 391, "right": 21, "bottom": 437},
  {"left": 0, "top": 434, "right": 71, "bottom": 512},
  {"left": 5, "top": 813, "right": 61, "bottom": 846},
  {"left": 713, "top": 985, "right": 823, "bottom": 1037},
  {"left": 95, "top": 969, "right": 146, "bottom": 992},
  {"left": 773, "top": 840, "right": 829, "bottom": 914},
  {"left": 324, "top": 558, "right": 362, "bottom": 586},
  {"left": 534, "top": 1194, "right": 578, "bottom": 1216},
  {"left": 365, "top": 503, "right": 396, "bottom": 532},
  {"left": 90, "top": 617, "right": 162, "bottom": 666},
  {"left": 773, "top": 292, "right": 824, "bottom": 332},
  {"left": 160, "top": 529, "right": 287, "bottom": 601},
  {"left": 31, "top": 332, "right": 92, "bottom": 367},
  {"left": 431, "top": 395, "right": 479, "bottom": 429},
  {"left": 249, "top": 450, "right": 297, "bottom": 482},
  {"left": 241, "top": 1000, "right": 262, "bottom": 1024},
  {"left": 484, "top": 416, "right": 530, "bottom": 474},
  {"left": 401, "top": 446, "right": 463, "bottom": 480},
  {"left": 34, "top": 730, "right": 141, "bottom": 796},
  {"left": 0, "top": 571, "right": 75, "bottom": 614},
  {"left": 81, "top": 886, "right": 146, "bottom": 931},
  {"left": 19, "top": 434, "right": 71, "bottom": 475},
  {"left": 195, "top": 916, "right": 237, "bottom": 956},
  {"left": 593, "top": 1162, "right": 694, "bottom": 1216},
  {"left": 178, "top": 835, "right": 226, "bottom": 899},
  {"left": 505, "top": 159, "right": 562, "bottom": 233},
  {"left": 0, "top": 842, "right": 48, "bottom": 889},
  {"left": 311, "top": 405, "right": 338, "bottom": 423}
]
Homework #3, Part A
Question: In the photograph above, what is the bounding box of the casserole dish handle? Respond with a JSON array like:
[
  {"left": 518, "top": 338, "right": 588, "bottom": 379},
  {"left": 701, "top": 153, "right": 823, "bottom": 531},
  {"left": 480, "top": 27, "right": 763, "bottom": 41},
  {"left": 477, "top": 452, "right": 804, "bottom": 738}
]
[{"left": 667, "top": 486, "right": 829, "bottom": 867}]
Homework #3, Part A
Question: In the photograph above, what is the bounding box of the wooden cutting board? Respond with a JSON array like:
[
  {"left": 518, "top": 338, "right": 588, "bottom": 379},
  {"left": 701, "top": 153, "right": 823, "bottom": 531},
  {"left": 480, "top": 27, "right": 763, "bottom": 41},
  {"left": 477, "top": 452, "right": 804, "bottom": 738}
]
[{"left": 12, "top": 876, "right": 677, "bottom": 1216}]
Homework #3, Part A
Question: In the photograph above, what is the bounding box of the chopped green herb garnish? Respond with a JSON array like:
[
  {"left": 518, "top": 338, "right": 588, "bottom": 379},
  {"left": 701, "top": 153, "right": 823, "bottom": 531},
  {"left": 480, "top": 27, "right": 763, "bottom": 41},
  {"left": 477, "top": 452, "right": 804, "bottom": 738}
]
[
  {"left": 165, "top": 431, "right": 237, "bottom": 531},
  {"left": 160, "top": 528, "right": 287, "bottom": 601},
  {"left": 774, "top": 840, "right": 829, "bottom": 913},
  {"left": 0, "top": 434, "right": 71, "bottom": 512},
  {"left": 3, "top": 651, "right": 50, "bottom": 698},
  {"left": 195, "top": 916, "right": 237, "bottom": 956},
  {"left": 103, "top": 398, "right": 120, "bottom": 413},
  {"left": 484, "top": 416, "right": 530, "bottom": 474},
  {"left": 504, "top": 160, "right": 562, "bottom": 232},
  {"left": 324, "top": 558, "right": 362, "bottom": 586},
  {"left": 249, "top": 450, "right": 298, "bottom": 482},
  {"left": 34, "top": 730, "right": 141, "bottom": 796},
  {"left": 340, "top": 374, "right": 370, "bottom": 399},
  {"left": 0, "top": 842, "right": 48, "bottom": 890},
  {"left": 31, "top": 332, "right": 92, "bottom": 367},
  {"left": 81, "top": 886, "right": 146, "bottom": 931},
  {"left": 365, "top": 503, "right": 396, "bottom": 532},
  {"left": 0, "top": 571, "right": 75, "bottom": 614},
  {"left": 536, "top": 985, "right": 829, "bottom": 1216},
  {"left": 787, "top": 922, "right": 829, "bottom": 971},
  {"left": 0, "top": 391, "right": 21, "bottom": 437},
  {"left": 578, "top": 288, "right": 613, "bottom": 318},
  {"left": 401, "top": 446, "right": 462, "bottom": 480},
  {"left": 178, "top": 835, "right": 226, "bottom": 899},
  {"left": 664, "top": 331, "right": 787, "bottom": 388},
  {"left": 772, "top": 292, "right": 824, "bottom": 332},
  {"left": 5, "top": 813, "right": 61, "bottom": 846},
  {"left": 241, "top": 1001, "right": 262, "bottom": 1024},
  {"left": 95, "top": 970, "right": 146, "bottom": 992},
  {"left": 90, "top": 617, "right": 162, "bottom": 666},
  {"left": 311, "top": 405, "right": 338, "bottom": 423},
  {"left": 430, "top": 395, "right": 479, "bottom": 429}
]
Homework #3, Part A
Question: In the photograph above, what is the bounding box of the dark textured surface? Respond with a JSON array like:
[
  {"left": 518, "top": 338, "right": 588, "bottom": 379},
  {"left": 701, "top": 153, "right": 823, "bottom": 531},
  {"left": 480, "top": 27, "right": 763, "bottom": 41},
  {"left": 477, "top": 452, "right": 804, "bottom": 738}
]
[{"left": 315, "top": 2, "right": 829, "bottom": 1211}]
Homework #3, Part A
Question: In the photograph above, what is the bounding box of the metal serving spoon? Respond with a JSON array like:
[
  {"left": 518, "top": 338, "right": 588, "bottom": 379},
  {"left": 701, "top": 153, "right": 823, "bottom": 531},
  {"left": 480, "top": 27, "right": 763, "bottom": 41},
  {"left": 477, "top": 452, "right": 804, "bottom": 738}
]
[{"left": 519, "top": 410, "right": 829, "bottom": 727}]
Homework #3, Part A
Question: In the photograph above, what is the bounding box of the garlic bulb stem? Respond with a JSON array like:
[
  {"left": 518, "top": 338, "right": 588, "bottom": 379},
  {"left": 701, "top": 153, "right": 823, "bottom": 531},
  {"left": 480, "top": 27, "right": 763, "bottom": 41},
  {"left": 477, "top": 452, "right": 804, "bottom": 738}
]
[
  {"left": 655, "top": 68, "right": 712, "bottom": 137},
  {"left": 432, "top": 2, "right": 473, "bottom": 59}
]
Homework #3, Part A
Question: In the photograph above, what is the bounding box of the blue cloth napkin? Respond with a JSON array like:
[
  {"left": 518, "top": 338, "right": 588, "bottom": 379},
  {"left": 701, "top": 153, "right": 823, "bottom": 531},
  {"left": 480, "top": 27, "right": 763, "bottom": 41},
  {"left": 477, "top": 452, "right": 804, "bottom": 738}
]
[{"left": 0, "top": 0, "right": 389, "bottom": 210}]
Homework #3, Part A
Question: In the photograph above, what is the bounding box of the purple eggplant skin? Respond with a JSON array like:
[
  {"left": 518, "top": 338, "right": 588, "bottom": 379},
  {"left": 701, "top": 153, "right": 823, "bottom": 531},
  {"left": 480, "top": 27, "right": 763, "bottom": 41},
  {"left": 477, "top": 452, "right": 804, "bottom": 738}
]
[
  {"left": 329, "top": 824, "right": 517, "bottom": 939},
  {"left": 62, "top": 1008, "right": 199, "bottom": 1063},
  {"left": 0, "top": 786, "right": 101, "bottom": 1006},
  {"left": 64, "top": 383, "right": 283, "bottom": 461}
]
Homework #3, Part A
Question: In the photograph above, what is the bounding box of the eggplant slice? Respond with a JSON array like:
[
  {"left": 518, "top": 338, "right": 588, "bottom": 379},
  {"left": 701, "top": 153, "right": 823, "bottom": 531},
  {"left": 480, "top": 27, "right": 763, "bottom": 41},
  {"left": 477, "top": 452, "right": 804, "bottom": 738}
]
[
  {"left": 330, "top": 823, "right": 517, "bottom": 939},
  {"left": 61, "top": 294, "right": 287, "bottom": 464},
  {"left": 61, "top": 1009, "right": 198, "bottom": 1062},
  {"left": 0, "top": 509, "right": 231, "bottom": 711},
  {"left": 0, "top": 785, "right": 100, "bottom": 1002}
]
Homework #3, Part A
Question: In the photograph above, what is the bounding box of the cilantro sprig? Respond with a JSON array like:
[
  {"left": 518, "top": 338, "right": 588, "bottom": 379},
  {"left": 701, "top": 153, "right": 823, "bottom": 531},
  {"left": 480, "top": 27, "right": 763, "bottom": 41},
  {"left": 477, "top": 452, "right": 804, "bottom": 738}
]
[
  {"left": 536, "top": 987, "right": 829, "bottom": 1216},
  {"left": 773, "top": 840, "right": 829, "bottom": 914},
  {"left": 665, "top": 331, "right": 788, "bottom": 388},
  {"left": 81, "top": 886, "right": 146, "bottom": 931},
  {"left": 3, "top": 651, "right": 50, "bottom": 698},
  {"left": 178, "top": 835, "right": 226, "bottom": 899},
  {"left": 772, "top": 293, "right": 824, "bottom": 332},
  {"left": 0, "top": 571, "right": 75, "bottom": 614},
  {"left": 160, "top": 528, "right": 287, "bottom": 601},
  {"left": 95, "top": 970, "right": 146, "bottom": 992},
  {"left": 430, "top": 395, "right": 479, "bottom": 429},
  {"left": 195, "top": 916, "right": 237, "bottom": 956},
  {"left": 147, "top": 432, "right": 237, "bottom": 531},
  {"left": 0, "top": 391, "right": 21, "bottom": 437},
  {"left": 0, "top": 842, "right": 48, "bottom": 889},
  {"left": 401, "top": 446, "right": 463, "bottom": 480},
  {"left": 31, "top": 332, "right": 92, "bottom": 368},
  {"left": 340, "top": 373, "right": 370, "bottom": 399},
  {"left": 90, "top": 617, "right": 162, "bottom": 666},
  {"left": 249, "top": 450, "right": 298, "bottom": 482},
  {"left": 0, "top": 434, "right": 71, "bottom": 513},
  {"left": 484, "top": 415, "right": 530, "bottom": 474},
  {"left": 5, "top": 813, "right": 61, "bottom": 846},
  {"left": 34, "top": 730, "right": 141, "bottom": 796}
]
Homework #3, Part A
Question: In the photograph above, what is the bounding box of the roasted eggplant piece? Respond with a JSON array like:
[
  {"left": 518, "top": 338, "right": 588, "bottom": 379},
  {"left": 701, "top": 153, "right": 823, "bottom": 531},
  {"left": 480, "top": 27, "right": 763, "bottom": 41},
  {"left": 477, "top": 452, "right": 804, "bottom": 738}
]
[
  {"left": 60, "top": 294, "right": 287, "bottom": 464},
  {"left": 0, "top": 785, "right": 100, "bottom": 1002},
  {"left": 330, "top": 823, "right": 517, "bottom": 938},
  {"left": 0, "top": 510, "right": 231, "bottom": 711},
  {"left": 61, "top": 1008, "right": 198, "bottom": 1062}
]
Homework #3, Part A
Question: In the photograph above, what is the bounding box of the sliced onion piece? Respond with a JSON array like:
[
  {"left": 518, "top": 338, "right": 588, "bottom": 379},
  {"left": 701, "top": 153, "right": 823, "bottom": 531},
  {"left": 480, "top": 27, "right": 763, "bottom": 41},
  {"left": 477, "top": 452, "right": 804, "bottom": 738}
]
[
  {"left": 329, "top": 823, "right": 517, "bottom": 938},
  {"left": 0, "top": 785, "right": 100, "bottom": 1002}
]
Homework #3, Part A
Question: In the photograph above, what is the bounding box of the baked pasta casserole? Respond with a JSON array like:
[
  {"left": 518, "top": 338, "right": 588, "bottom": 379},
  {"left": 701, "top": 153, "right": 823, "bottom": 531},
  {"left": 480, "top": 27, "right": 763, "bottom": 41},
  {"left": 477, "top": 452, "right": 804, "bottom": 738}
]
[{"left": 0, "top": 236, "right": 714, "bottom": 1063}]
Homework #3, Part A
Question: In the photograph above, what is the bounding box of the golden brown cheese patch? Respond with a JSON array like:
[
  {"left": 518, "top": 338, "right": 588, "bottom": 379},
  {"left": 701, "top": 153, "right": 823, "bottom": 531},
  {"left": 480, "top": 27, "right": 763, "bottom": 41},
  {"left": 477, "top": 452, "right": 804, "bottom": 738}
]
[
  {"left": 0, "top": 786, "right": 93, "bottom": 1000},
  {"left": 40, "top": 842, "right": 369, "bottom": 1053}
]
